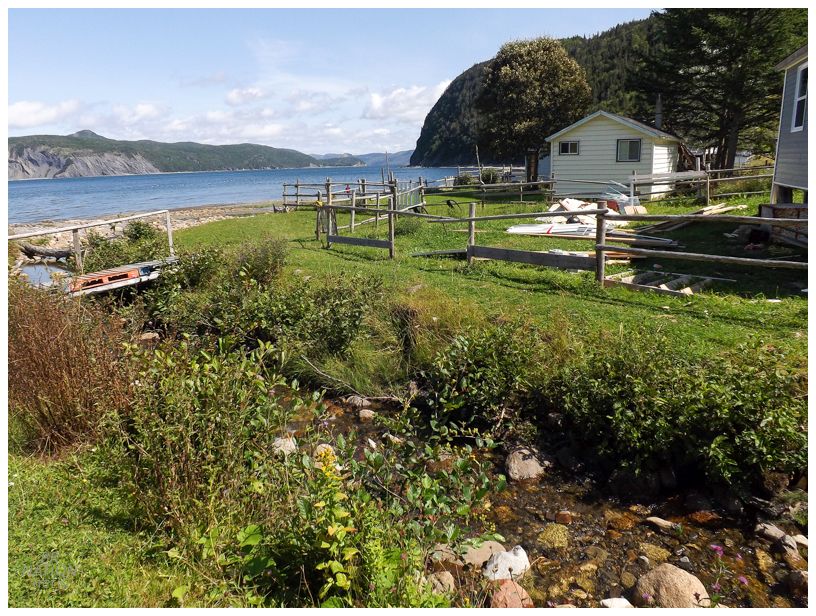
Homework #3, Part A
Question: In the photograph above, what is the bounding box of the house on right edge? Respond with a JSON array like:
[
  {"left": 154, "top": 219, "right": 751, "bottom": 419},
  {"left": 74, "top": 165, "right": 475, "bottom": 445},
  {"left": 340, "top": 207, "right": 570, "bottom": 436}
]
[{"left": 764, "top": 44, "right": 808, "bottom": 246}]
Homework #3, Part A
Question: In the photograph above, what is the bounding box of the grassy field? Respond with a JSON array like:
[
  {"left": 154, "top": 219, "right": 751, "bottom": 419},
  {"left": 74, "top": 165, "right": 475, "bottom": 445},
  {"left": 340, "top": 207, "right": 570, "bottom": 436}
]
[{"left": 175, "top": 190, "right": 807, "bottom": 362}]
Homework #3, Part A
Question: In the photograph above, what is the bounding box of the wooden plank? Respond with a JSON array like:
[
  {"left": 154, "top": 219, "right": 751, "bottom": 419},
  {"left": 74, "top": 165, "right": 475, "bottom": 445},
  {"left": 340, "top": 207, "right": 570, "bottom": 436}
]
[
  {"left": 603, "top": 278, "right": 691, "bottom": 297},
  {"left": 411, "top": 249, "right": 467, "bottom": 257},
  {"left": 468, "top": 245, "right": 596, "bottom": 270},
  {"left": 660, "top": 275, "right": 694, "bottom": 290},
  {"left": 614, "top": 213, "right": 803, "bottom": 227},
  {"left": 595, "top": 244, "right": 808, "bottom": 270},
  {"left": 326, "top": 234, "right": 391, "bottom": 249}
]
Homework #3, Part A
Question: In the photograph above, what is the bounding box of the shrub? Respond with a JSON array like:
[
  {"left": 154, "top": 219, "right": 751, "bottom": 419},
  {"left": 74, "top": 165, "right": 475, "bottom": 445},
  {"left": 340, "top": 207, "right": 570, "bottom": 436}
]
[
  {"left": 233, "top": 237, "right": 288, "bottom": 286},
  {"left": 8, "top": 280, "right": 131, "bottom": 452},
  {"left": 479, "top": 168, "right": 501, "bottom": 184},
  {"left": 454, "top": 174, "right": 476, "bottom": 186},
  {"left": 421, "top": 322, "right": 534, "bottom": 431},
  {"left": 82, "top": 221, "right": 168, "bottom": 272},
  {"left": 539, "top": 332, "right": 807, "bottom": 485}
]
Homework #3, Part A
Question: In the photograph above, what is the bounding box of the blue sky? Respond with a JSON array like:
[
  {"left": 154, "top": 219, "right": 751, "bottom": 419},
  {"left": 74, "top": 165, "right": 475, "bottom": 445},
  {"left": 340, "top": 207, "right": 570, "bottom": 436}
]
[{"left": 9, "top": 8, "right": 654, "bottom": 154}]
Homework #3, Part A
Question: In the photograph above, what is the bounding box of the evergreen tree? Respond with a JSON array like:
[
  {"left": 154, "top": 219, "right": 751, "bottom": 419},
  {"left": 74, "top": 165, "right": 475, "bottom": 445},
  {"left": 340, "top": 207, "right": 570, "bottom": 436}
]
[
  {"left": 632, "top": 8, "right": 807, "bottom": 169},
  {"left": 475, "top": 38, "right": 592, "bottom": 180}
]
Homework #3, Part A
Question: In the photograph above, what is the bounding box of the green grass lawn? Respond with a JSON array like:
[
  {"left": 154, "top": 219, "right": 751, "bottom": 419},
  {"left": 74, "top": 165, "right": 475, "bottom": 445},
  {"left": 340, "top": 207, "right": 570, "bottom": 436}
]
[
  {"left": 8, "top": 453, "right": 197, "bottom": 607},
  {"left": 176, "top": 191, "right": 807, "bottom": 359}
]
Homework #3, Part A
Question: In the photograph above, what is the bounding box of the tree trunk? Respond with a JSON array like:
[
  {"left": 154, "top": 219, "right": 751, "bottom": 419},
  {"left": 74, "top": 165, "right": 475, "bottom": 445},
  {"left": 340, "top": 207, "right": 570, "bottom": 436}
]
[
  {"left": 19, "top": 243, "right": 72, "bottom": 260},
  {"left": 525, "top": 148, "right": 540, "bottom": 183},
  {"left": 723, "top": 115, "right": 743, "bottom": 174}
]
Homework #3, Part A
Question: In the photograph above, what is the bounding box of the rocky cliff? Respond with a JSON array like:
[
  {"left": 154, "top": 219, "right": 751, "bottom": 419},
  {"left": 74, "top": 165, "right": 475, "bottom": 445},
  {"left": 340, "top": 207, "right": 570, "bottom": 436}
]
[{"left": 9, "top": 146, "right": 160, "bottom": 179}]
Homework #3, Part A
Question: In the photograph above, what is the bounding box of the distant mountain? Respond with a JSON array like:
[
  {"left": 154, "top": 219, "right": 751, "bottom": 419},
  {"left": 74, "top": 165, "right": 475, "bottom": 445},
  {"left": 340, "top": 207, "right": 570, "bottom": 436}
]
[
  {"left": 355, "top": 150, "right": 414, "bottom": 168},
  {"left": 310, "top": 153, "right": 366, "bottom": 167},
  {"left": 7, "top": 131, "right": 356, "bottom": 179},
  {"left": 410, "top": 17, "right": 660, "bottom": 167}
]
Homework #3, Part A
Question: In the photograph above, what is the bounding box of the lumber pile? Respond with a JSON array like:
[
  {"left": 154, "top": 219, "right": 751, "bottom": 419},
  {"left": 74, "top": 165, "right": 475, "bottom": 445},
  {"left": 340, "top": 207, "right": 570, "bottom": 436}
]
[{"left": 638, "top": 203, "right": 747, "bottom": 233}]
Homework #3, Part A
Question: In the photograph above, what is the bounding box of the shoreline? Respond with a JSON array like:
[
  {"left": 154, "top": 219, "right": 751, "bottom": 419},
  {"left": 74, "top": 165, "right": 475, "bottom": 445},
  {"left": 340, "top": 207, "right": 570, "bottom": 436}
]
[{"left": 7, "top": 201, "right": 286, "bottom": 247}]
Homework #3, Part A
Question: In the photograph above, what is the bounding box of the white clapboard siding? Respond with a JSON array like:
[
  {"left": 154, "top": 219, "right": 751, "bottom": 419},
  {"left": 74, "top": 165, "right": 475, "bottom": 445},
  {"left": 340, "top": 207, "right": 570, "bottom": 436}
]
[
  {"left": 550, "top": 115, "right": 676, "bottom": 199},
  {"left": 649, "top": 142, "right": 681, "bottom": 196}
]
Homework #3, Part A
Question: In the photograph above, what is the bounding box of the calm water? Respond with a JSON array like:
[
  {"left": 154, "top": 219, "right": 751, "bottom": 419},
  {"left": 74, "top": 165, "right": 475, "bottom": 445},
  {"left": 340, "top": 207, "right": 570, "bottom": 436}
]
[{"left": 7, "top": 166, "right": 457, "bottom": 224}]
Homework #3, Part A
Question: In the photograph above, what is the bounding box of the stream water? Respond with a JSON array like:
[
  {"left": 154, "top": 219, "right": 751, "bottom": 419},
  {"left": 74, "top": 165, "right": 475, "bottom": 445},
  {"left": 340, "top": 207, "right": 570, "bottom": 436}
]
[{"left": 282, "top": 396, "right": 805, "bottom": 608}]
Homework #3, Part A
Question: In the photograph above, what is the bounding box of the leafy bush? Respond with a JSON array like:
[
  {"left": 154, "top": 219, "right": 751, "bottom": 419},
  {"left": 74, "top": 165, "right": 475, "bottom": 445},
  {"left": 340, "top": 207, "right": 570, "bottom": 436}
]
[
  {"left": 233, "top": 237, "right": 287, "bottom": 286},
  {"left": 8, "top": 280, "right": 131, "bottom": 452},
  {"left": 454, "top": 174, "right": 477, "bottom": 186},
  {"left": 479, "top": 168, "right": 501, "bottom": 184},
  {"left": 421, "top": 323, "right": 534, "bottom": 431},
  {"left": 82, "top": 221, "right": 168, "bottom": 272},
  {"left": 539, "top": 332, "right": 807, "bottom": 485},
  {"left": 394, "top": 217, "right": 422, "bottom": 237}
]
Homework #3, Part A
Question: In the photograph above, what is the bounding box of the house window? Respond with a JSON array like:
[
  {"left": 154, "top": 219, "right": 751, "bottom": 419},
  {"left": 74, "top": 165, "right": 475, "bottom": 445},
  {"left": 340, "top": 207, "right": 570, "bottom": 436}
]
[
  {"left": 617, "top": 139, "right": 642, "bottom": 162},
  {"left": 792, "top": 63, "right": 807, "bottom": 132},
  {"left": 559, "top": 141, "right": 579, "bottom": 155}
]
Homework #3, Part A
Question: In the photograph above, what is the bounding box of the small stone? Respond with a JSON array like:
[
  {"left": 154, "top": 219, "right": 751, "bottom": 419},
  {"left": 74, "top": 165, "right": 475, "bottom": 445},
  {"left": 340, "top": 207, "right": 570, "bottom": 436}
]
[
  {"left": 688, "top": 510, "right": 721, "bottom": 526},
  {"left": 578, "top": 561, "right": 598, "bottom": 574},
  {"left": 138, "top": 331, "right": 160, "bottom": 345},
  {"left": 637, "top": 555, "right": 651, "bottom": 569},
  {"left": 639, "top": 542, "right": 670, "bottom": 563},
  {"left": 677, "top": 556, "right": 693, "bottom": 572},
  {"left": 494, "top": 505, "right": 516, "bottom": 524},
  {"left": 633, "top": 563, "right": 710, "bottom": 608},
  {"left": 585, "top": 546, "right": 610, "bottom": 564},
  {"left": 272, "top": 435, "right": 297, "bottom": 456},
  {"left": 606, "top": 529, "right": 622, "bottom": 540},
  {"left": 537, "top": 524, "right": 570, "bottom": 549},
  {"left": 555, "top": 510, "right": 574, "bottom": 525},
  {"left": 506, "top": 447, "right": 550, "bottom": 481},
  {"left": 554, "top": 604, "right": 577, "bottom": 608},
  {"left": 755, "top": 522, "right": 785, "bottom": 542},
  {"left": 600, "top": 597, "right": 634, "bottom": 608},
  {"left": 490, "top": 579, "right": 534, "bottom": 608},
  {"left": 570, "top": 589, "right": 588, "bottom": 600},
  {"left": 428, "top": 570, "right": 455, "bottom": 594},
  {"left": 463, "top": 540, "right": 506, "bottom": 569},
  {"left": 358, "top": 408, "right": 375, "bottom": 423},
  {"left": 604, "top": 510, "right": 639, "bottom": 531},
  {"left": 754, "top": 548, "right": 775, "bottom": 584},
  {"left": 646, "top": 516, "right": 678, "bottom": 533},
  {"left": 429, "top": 543, "right": 463, "bottom": 573},
  {"left": 312, "top": 443, "right": 335, "bottom": 467},
  {"left": 792, "top": 534, "right": 808, "bottom": 549},
  {"left": 346, "top": 395, "right": 370, "bottom": 409},
  {"left": 620, "top": 571, "right": 637, "bottom": 589},
  {"left": 574, "top": 573, "right": 595, "bottom": 593},
  {"left": 483, "top": 546, "right": 531, "bottom": 581}
]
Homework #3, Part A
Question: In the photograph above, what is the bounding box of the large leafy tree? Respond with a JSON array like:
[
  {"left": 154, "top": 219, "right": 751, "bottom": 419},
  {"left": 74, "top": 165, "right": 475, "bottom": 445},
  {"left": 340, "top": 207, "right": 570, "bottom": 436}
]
[
  {"left": 476, "top": 38, "right": 592, "bottom": 181},
  {"left": 633, "top": 8, "right": 807, "bottom": 169}
]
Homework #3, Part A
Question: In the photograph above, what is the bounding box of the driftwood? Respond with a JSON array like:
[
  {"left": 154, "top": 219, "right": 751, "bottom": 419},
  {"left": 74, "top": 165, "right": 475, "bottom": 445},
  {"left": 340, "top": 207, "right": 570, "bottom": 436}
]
[{"left": 20, "top": 242, "right": 72, "bottom": 260}]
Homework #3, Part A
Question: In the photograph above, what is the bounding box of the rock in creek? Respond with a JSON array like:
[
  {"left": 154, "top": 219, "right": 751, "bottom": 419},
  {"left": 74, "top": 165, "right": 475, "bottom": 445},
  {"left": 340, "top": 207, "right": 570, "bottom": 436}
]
[
  {"left": 786, "top": 570, "right": 808, "bottom": 604},
  {"left": 346, "top": 394, "right": 371, "bottom": 409},
  {"left": 755, "top": 522, "right": 786, "bottom": 542},
  {"left": 463, "top": 540, "right": 506, "bottom": 569},
  {"left": 639, "top": 542, "right": 670, "bottom": 563},
  {"left": 490, "top": 579, "right": 534, "bottom": 608},
  {"left": 600, "top": 597, "right": 634, "bottom": 608},
  {"left": 792, "top": 534, "right": 808, "bottom": 549},
  {"left": 505, "top": 447, "right": 551, "bottom": 481},
  {"left": 646, "top": 516, "right": 679, "bottom": 534},
  {"left": 537, "top": 524, "right": 570, "bottom": 549},
  {"left": 483, "top": 546, "right": 531, "bottom": 581},
  {"left": 633, "top": 563, "right": 710, "bottom": 608}
]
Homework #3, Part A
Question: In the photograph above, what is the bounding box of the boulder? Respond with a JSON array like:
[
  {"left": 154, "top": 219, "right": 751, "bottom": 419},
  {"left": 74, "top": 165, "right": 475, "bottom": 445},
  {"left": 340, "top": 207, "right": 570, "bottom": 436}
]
[
  {"left": 272, "top": 435, "right": 297, "bottom": 456},
  {"left": 483, "top": 545, "right": 531, "bottom": 581},
  {"left": 633, "top": 563, "right": 710, "bottom": 608},
  {"left": 428, "top": 570, "right": 455, "bottom": 594},
  {"left": 537, "top": 524, "right": 570, "bottom": 549},
  {"left": 506, "top": 448, "right": 550, "bottom": 481},
  {"left": 600, "top": 597, "right": 634, "bottom": 608},
  {"left": 489, "top": 579, "right": 534, "bottom": 608},
  {"left": 463, "top": 540, "right": 506, "bottom": 569},
  {"left": 792, "top": 534, "right": 808, "bottom": 549}
]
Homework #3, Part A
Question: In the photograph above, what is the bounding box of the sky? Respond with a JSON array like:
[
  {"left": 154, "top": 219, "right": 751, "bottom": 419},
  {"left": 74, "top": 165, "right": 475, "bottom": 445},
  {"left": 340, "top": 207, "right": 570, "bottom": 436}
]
[{"left": 8, "top": 8, "right": 655, "bottom": 155}]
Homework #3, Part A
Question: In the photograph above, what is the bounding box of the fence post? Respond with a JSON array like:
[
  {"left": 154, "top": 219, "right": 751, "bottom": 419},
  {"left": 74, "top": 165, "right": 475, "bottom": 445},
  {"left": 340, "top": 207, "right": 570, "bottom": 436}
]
[
  {"left": 315, "top": 189, "right": 322, "bottom": 242},
  {"left": 165, "top": 210, "right": 175, "bottom": 258},
  {"left": 350, "top": 190, "right": 356, "bottom": 233},
  {"left": 72, "top": 229, "right": 83, "bottom": 272},
  {"left": 295, "top": 179, "right": 300, "bottom": 209},
  {"left": 595, "top": 201, "right": 607, "bottom": 284},
  {"left": 388, "top": 192, "right": 395, "bottom": 259},
  {"left": 390, "top": 179, "right": 399, "bottom": 222},
  {"left": 375, "top": 192, "right": 380, "bottom": 229},
  {"left": 467, "top": 202, "right": 477, "bottom": 265},
  {"left": 705, "top": 163, "right": 711, "bottom": 206},
  {"left": 630, "top": 172, "right": 636, "bottom": 203}
]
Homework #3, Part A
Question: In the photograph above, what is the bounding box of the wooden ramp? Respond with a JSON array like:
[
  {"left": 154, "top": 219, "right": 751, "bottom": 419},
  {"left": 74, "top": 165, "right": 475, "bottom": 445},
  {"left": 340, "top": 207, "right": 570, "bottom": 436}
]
[
  {"left": 69, "top": 258, "right": 178, "bottom": 297},
  {"left": 603, "top": 270, "right": 733, "bottom": 296}
]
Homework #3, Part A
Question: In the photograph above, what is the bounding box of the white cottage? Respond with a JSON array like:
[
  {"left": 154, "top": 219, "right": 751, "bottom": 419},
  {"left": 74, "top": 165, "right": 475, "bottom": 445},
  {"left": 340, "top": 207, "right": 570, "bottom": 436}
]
[{"left": 545, "top": 110, "right": 681, "bottom": 199}]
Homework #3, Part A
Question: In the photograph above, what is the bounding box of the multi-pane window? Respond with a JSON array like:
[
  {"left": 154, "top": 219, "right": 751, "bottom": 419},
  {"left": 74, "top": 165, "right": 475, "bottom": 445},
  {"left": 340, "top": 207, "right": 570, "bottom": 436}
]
[
  {"left": 792, "top": 63, "right": 807, "bottom": 132},
  {"left": 616, "top": 139, "right": 641, "bottom": 162},
  {"left": 559, "top": 141, "right": 579, "bottom": 155}
]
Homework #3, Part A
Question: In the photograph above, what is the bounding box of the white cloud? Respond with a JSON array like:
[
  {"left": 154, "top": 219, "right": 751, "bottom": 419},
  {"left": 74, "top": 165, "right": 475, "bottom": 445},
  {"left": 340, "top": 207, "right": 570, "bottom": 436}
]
[
  {"left": 112, "top": 102, "right": 163, "bottom": 124},
  {"left": 8, "top": 99, "right": 82, "bottom": 128},
  {"left": 226, "top": 87, "right": 266, "bottom": 106},
  {"left": 362, "top": 80, "right": 451, "bottom": 124}
]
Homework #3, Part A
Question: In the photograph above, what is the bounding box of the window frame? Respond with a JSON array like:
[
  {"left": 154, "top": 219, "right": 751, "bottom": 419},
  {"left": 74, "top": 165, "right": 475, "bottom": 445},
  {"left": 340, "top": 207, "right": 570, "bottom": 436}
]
[
  {"left": 616, "top": 138, "right": 642, "bottom": 163},
  {"left": 558, "top": 141, "right": 580, "bottom": 155},
  {"left": 791, "top": 62, "right": 808, "bottom": 133}
]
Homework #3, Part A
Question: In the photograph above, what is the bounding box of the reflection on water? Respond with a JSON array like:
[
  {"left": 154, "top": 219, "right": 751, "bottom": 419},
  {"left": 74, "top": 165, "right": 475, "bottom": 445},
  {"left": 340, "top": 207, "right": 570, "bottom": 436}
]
[{"left": 20, "top": 262, "right": 71, "bottom": 288}]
